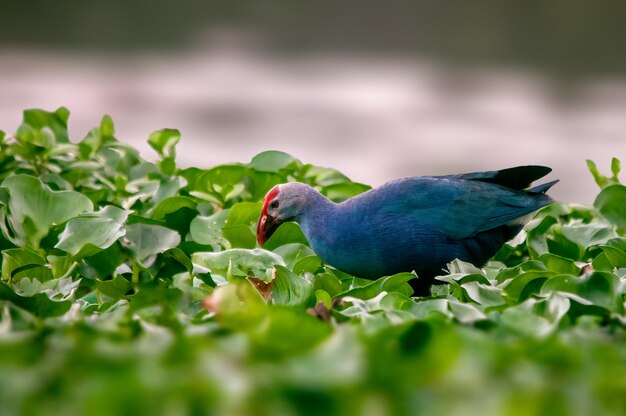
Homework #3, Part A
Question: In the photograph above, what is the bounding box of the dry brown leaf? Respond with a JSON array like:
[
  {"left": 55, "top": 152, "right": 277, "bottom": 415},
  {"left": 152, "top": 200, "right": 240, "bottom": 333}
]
[{"left": 247, "top": 276, "right": 274, "bottom": 300}]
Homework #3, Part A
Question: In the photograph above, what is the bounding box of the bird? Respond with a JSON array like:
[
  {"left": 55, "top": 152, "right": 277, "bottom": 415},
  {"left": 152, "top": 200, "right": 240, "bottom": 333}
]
[{"left": 257, "top": 166, "right": 558, "bottom": 296}]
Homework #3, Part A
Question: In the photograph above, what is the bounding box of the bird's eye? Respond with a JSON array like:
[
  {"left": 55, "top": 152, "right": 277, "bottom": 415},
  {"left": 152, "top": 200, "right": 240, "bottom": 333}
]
[{"left": 269, "top": 200, "right": 279, "bottom": 209}]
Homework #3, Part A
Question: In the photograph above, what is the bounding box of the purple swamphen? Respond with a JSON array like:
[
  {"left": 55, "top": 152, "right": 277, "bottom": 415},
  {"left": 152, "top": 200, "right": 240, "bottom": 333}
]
[{"left": 257, "top": 166, "right": 558, "bottom": 296}]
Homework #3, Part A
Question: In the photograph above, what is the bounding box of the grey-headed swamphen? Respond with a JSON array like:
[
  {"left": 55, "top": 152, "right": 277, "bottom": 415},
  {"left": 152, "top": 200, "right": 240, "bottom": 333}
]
[{"left": 257, "top": 166, "right": 558, "bottom": 296}]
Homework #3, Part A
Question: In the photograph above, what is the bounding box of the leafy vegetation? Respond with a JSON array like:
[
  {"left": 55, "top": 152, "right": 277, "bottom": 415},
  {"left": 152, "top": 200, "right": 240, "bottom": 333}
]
[{"left": 0, "top": 108, "right": 625, "bottom": 416}]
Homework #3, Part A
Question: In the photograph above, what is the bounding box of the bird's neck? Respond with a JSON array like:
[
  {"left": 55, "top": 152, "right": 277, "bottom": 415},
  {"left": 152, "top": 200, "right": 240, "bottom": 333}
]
[
  {"left": 295, "top": 189, "right": 337, "bottom": 233},
  {"left": 298, "top": 187, "right": 335, "bottom": 217}
]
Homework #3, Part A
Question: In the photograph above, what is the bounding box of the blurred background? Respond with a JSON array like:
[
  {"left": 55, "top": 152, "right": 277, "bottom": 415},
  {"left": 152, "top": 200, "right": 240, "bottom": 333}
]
[{"left": 1, "top": 1, "right": 625, "bottom": 203}]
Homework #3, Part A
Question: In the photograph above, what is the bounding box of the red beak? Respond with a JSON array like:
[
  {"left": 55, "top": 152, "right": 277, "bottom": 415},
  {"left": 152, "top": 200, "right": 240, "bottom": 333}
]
[
  {"left": 258, "top": 185, "right": 282, "bottom": 245},
  {"left": 257, "top": 214, "right": 280, "bottom": 245}
]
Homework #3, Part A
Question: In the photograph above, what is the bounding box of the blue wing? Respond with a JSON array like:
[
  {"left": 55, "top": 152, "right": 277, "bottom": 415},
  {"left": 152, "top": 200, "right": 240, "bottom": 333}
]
[{"left": 362, "top": 167, "right": 557, "bottom": 240}]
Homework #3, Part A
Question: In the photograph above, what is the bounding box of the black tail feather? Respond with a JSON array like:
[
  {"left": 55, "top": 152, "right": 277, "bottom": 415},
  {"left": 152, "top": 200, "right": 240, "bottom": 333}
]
[
  {"left": 528, "top": 179, "right": 559, "bottom": 194},
  {"left": 445, "top": 165, "right": 553, "bottom": 190}
]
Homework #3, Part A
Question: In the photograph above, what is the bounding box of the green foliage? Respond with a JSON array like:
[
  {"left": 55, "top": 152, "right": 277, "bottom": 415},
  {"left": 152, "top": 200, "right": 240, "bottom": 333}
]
[{"left": 0, "top": 108, "right": 625, "bottom": 416}]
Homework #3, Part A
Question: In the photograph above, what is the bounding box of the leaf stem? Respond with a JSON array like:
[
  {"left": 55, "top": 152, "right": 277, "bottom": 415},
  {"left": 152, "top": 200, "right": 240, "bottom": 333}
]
[{"left": 132, "top": 260, "right": 139, "bottom": 288}]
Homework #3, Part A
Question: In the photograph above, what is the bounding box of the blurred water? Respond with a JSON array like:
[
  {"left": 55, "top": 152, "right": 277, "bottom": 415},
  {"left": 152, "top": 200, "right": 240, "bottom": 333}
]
[{"left": 1, "top": 43, "right": 624, "bottom": 203}]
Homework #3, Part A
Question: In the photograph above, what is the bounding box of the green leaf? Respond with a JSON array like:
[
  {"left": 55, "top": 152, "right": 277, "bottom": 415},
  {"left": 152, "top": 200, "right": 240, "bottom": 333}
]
[
  {"left": 598, "top": 245, "right": 626, "bottom": 268},
  {"left": 152, "top": 176, "right": 187, "bottom": 205},
  {"left": 11, "top": 277, "right": 45, "bottom": 297},
  {"left": 191, "top": 249, "right": 285, "bottom": 281},
  {"left": 124, "top": 223, "right": 181, "bottom": 261},
  {"left": 545, "top": 292, "right": 571, "bottom": 323},
  {"left": 461, "top": 281, "right": 505, "bottom": 307},
  {"left": 587, "top": 159, "right": 607, "bottom": 188},
  {"left": 504, "top": 271, "right": 554, "bottom": 303},
  {"left": 42, "top": 276, "right": 81, "bottom": 301},
  {"left": 222, "top": 202, "right": 261, "bottom": 249},
  {"left": 16, "top": 107, "right": 70, "bottom": 147},
  {"left": 304, "top": 165, "right": 352, "bottom": 186},
  {"left": 611, "top": 157, "right": 621, "bottom": 179},
  {"left": 339, "top": 273, "right": 415, "bottom": 300},
  {"left": 222, "top": 224, "right": 256, "bottom": 249},
  {"left": 148, "top": 128, "right": 181, "bottom": 158},
  {"left": 272, "top": 243, "right": 316, "bottom": 268},
  {"left": 206, "top": 280, "right": 268, "bottom": 331},
  {"left": 225, "top": 202, "right": 261, "bottom": 225},
  {"left": 100, "top": 114, "right": 115, "bottom": 137},
  {"left": 203, "top": 164, "right": 248, "bottom": 189},
  {"left": 547, "top": 231, "right": 582, "bottom": 260},
  {"left": 499, "top": 299, "right": 553, "bottom": 337},
  {"left": 591, "top": 252, "right": 614, "bottom": 272},
  {"left": 586, "top": 158, "right": 621, "bottom": 189},
  {"left": 447, "top": 299, "right": 487, "bottom": 323},
  {"left": 127, "top": 278, "right": 182, "bottom": 311},
  {"left": 538, "top": 253, "right": 581, "bottom": 275},
  {"left": 247, "top": 171, "right": 286, "bottom": 201},
  {"left": 271, "top": 265, "right": 314, "bottom": 307},
  {"left": 322, "top": 182, "right": 371, "bottom": 202},
  {"left": 158, "top": 156, "right": 177, "bottom": 176},
  {"left": 79, "top": 115, "right": 117, "bottom": 158},
  {"left": 189, "top": 212, "right": 229, "bottom": 246},
  {"left": 162, "top": 248, "right": 194, "bottom": 273},
  {"left": 151, "top": 196, "right": 197, "bottom": 220},
  {"left": 435, "top": 272, "right": 489, "bottom": 286},
  {"left": 561, "top": 223, "right": 617, "bottom": 250},
  {"left": 48, "top": 254, "right": 74, "bottom": 279},
  {"left": 78, "top": 243, "right": 123, "bottom": 279},
  {"left": 446, "top": 259, "right": 486, "bottom": 275},
  {"left": 55, "top": 206, "right": 130, "bottom": 259},
  {"left": 526, "top": 216, "right": 558, "bottom": 258},
  {"left": 594, "top": 184, "right": 626, "bottom": 229},
  {"left": 1, "top": 175, "right": 93, "bottom": 247},
  {"left": 0, "top": 280, "right": 71, "bottom": 317},
  {"left": 250, "top": 151, "right": 300, "bottom": 173},
  {"left": 312, "top": 271, "right": 344, "bottom": 298},
  {"left": 253, "top": 306, "right": 331, "bottom": 357},
  {"left": 410, "top": 298, "right": 450, "bottom": 320},
  {"left": 340, "top": 292, "right": 389, "bottom": 317},
  {"left": 1, "top": 247, "right": 53, "bottom": 282},
  {"left": 96, "top": 275, "right": 132, "bottom": 299},
  {"left": 314, "top": 290, "right": 333, "bottom": 308},
  {"left": 541, "top": 272, "right": 621, "bottom": 312},
  {"left": 293, "top": 255, "right": 324, "bottom": 275}
]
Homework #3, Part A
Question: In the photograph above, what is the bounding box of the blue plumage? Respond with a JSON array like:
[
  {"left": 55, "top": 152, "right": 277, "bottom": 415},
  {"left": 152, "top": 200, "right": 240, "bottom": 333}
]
[{"left": 257, "top": 166, "right": 557, "bottom": 295}]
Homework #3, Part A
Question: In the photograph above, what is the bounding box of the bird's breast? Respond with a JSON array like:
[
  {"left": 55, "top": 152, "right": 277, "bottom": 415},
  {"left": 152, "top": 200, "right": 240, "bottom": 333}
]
[{"left": 299, "top": 206, "right": 443, "bottom": 279}]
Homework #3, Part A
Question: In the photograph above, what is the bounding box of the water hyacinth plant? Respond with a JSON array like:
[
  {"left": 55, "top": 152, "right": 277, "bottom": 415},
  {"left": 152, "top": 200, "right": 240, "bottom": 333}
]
[{"left": 0, "top": 108, "right": 625, "bottom": 416}]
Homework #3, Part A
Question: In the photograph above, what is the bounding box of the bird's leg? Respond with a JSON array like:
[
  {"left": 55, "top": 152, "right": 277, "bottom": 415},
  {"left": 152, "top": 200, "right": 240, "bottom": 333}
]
[{"left": 409, "top": 275, "right": 436, "bottom": 297}]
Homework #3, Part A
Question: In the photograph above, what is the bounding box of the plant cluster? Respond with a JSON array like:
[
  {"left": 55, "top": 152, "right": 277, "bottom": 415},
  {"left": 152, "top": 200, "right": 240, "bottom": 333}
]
[{"left": 0, "top": 108, "right": 625, "bottom": 415}]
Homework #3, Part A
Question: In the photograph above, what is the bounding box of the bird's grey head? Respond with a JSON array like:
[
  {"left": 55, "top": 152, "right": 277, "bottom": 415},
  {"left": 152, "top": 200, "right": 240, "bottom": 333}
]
[{"left": 256, "top": 182, "right": 319, "bottom": 245}]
